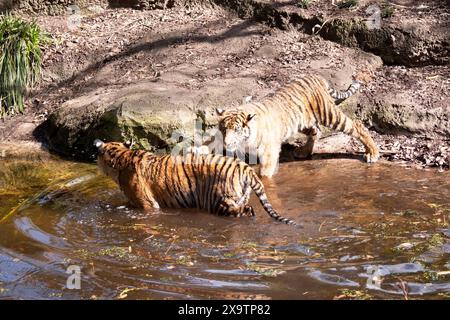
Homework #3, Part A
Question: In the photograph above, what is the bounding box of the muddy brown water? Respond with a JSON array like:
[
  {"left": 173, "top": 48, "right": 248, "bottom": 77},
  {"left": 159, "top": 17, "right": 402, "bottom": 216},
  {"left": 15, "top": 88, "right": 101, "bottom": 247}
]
[{"left": 0, "top": 156, "right": 449, "bottom": 300}]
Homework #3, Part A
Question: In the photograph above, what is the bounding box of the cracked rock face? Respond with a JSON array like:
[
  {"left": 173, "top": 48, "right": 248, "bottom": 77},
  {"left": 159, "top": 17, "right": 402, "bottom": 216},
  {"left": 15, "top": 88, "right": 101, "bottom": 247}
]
[
  {"left": 319, "top": 18, "right": 449, "bottom": 67},
  {"left": 219, "top": 0, "right": 449, "bottom": 67}
]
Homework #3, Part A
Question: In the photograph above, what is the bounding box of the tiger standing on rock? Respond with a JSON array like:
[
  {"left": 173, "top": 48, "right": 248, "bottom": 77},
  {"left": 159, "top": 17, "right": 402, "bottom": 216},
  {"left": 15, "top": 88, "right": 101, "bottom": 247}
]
[
  {"left": 94, "top": 140, "right": 297, "bottom": 225},
  {"left": 215, "top": 73, "right": 380, "bottom": 177}
]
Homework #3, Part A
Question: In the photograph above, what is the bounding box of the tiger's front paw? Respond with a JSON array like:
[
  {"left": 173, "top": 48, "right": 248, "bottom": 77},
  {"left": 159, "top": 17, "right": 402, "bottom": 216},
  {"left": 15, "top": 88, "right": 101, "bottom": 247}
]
[{"left": 364, "top": 150, "right": 380, "bottom": 163}]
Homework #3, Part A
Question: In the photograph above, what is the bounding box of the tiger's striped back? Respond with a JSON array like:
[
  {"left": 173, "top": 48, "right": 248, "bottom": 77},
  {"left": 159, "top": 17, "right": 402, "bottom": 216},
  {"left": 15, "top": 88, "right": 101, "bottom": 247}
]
[
  {"left": 217, "top": 73, "right": 380, "bottom": 177},
  {"left": 277, "top": 75, "right": 356, "bottom": 134},
  {"left": 222, "top": 75, "right": 356, "bottom": 143}
]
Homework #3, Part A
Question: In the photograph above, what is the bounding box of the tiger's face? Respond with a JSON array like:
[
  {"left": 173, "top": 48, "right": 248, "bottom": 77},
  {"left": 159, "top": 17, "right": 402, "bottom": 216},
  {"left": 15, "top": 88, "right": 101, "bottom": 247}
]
[
  {"left": 94, "top": 140, "right": 133, "bottom": 183},
  {"left": 217, "top": 108, "right": 256, "bottom": 152}
]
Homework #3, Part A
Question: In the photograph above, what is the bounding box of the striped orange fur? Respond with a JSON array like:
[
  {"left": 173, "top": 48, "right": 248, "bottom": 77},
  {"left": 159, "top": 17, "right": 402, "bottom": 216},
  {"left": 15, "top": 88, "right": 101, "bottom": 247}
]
[
  {"left": 95, "top": 140, "right": 297, "bottom": 225},
  {"left": 217, "top": 74, "right": 379, "bottom": 177}
]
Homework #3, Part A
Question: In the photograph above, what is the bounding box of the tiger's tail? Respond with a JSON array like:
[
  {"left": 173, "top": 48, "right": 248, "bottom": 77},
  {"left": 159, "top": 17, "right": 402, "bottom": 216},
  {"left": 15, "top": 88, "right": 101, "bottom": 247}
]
[
  {"left": 249, "top": 170, "right": 297, "bottom": 225},
  {"left": 327, "top": 80, "right": 361, "bottom": 101}
]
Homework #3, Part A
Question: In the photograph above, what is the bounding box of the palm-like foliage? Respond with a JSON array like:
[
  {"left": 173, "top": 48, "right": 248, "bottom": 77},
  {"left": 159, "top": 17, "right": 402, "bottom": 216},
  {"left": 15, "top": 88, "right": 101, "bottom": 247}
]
[{"left": 0, "top": 15, "right": 47, "bottom": 117}]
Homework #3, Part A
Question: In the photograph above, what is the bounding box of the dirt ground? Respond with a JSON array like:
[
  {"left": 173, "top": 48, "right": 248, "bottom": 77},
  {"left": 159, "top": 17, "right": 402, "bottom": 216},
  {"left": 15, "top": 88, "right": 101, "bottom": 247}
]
[{"left": 1, "top": 2, "right": 449, "bottom": 169}]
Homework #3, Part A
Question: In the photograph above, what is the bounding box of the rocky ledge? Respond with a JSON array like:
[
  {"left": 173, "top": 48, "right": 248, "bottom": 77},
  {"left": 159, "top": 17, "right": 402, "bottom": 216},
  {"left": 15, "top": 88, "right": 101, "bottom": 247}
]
[{"left": 3, "top": 3, "right": 447, "bottom": 168}]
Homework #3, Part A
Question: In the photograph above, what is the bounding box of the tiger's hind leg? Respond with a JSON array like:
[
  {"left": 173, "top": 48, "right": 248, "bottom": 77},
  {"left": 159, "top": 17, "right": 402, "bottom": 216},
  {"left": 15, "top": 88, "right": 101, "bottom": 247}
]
[
  {"left": 242, "top": 205, "right": 256, "bottom": 217},
  {"left": 216, "top": 195, "right": 255, "bottom": 218},
  {"left": 239, "top": 186, "right": 255, "bottom": 217},
  {"left": 327, "top": 105, "right": 379, "bottom": 163},
  {"left": 294, "top": 127, "right": 321, "bottom": 159}
]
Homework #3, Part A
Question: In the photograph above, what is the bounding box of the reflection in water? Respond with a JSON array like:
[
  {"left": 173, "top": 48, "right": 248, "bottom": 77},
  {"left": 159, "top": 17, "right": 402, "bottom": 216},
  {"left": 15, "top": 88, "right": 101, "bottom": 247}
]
[{"left": 0, "top": 157, "right": 449, "bottom": 299}]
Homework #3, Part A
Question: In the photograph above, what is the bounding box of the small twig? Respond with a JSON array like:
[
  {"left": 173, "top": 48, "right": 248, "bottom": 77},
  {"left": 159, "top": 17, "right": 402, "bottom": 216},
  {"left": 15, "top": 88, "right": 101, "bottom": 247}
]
[
  {"left": 143, "top": 235, "right": 154, "bottom": 242},
  {"left": 318, "top": 220, "right": 327, "bottom": 232},
  {"left": 106, "top": 33, "right": 116, "bottom": 43},
  {"left": 312, "top": 18, "right": 332, "bottom": 35},
  {"left": 394, "top": 276, "right": 409, "bottom": 300},
  {"left": 164, "top": 238, "right": 177, "bottom": 256}
]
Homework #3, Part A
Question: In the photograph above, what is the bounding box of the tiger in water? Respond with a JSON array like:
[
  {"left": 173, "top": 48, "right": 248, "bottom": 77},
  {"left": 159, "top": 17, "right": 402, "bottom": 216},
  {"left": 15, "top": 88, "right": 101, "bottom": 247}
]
[
  {"left": 214, "top": 73, "right": 380, "bottom": 177},
  {"left": 94, "top": 140, "right": 297, "bottom": 225}
]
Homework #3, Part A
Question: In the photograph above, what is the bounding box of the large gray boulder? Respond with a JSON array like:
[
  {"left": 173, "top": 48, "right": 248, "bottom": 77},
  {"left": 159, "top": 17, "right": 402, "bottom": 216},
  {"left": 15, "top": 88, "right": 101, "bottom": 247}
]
[{"left": 38, "top": 78, "right": 259, "bottom": 160}]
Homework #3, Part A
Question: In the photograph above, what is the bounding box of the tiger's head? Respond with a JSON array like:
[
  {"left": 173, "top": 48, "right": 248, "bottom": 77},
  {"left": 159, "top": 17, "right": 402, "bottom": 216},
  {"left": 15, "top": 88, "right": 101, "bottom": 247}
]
[
  {"left": 94, "top": 139, "right": 133, "bottom": 183},
  {"left": 216, "top": 108, "right": 256, "bottom": 152}
]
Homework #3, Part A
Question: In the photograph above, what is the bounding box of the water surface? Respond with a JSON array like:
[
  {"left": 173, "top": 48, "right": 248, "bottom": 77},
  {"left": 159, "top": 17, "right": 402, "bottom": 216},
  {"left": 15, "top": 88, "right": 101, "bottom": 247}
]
[{"left": 0, "top": 156, "right": 449, "bottom": 299}]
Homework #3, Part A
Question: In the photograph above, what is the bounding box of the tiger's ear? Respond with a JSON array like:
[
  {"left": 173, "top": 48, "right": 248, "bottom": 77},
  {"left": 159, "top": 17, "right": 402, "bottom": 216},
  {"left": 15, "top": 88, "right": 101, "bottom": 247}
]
[
  {"left": 124, "top": 138, "right": 133, "bottom": 149},
  {"left": 216, "top": 108, "right": 225, "bottom": 116},
  {"left": 246, "top": 114, "right": 256, "bottom": 122}
]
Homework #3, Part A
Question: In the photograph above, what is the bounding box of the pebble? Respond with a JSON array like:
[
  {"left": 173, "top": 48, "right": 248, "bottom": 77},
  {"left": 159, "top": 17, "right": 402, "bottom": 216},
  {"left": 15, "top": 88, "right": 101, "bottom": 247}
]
[{"left": 395, "top": 242, "right": 414, "bottom": 250}]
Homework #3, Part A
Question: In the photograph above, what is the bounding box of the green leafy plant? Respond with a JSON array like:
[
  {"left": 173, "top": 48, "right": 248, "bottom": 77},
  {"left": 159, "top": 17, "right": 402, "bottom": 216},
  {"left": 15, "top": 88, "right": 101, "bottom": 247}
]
[
  {"left": 334, "top": 289, "right": 372, "bottom": 300},
  {"left": 337, "top": 0, "right": 358, "bottom": 9},
  {"left": 245, "top": 262, "right": 286, "bottom": 277},
  {"left": 297, "top": 0, "right": 311, "bottom": 9},
  {"left": 0, "top": 14, "right": 47, "bottom": 117},
  {"left": 381, "top": 4, "right": 395, "bottom": 18}
]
